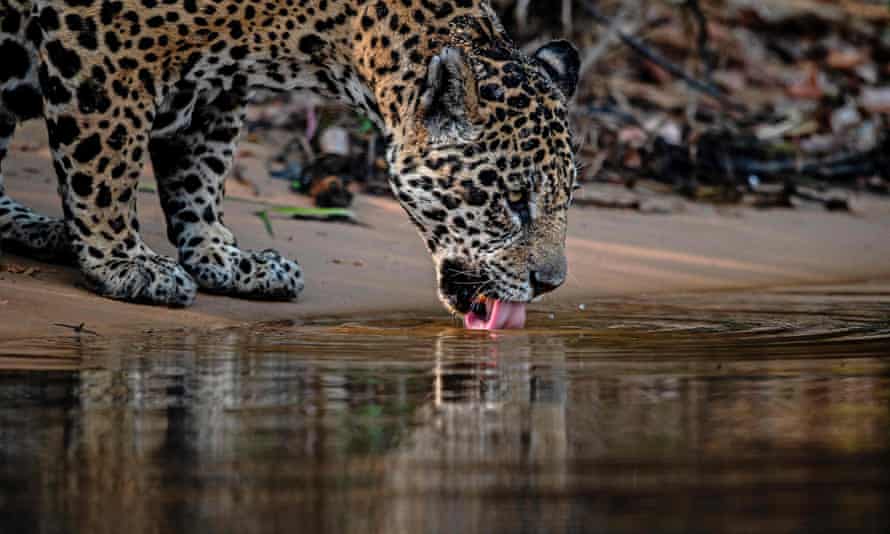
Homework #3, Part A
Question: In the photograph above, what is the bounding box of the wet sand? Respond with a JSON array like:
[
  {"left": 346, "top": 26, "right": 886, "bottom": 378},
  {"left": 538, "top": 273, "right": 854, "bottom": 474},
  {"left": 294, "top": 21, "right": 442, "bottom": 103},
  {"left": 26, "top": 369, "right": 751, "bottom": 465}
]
[{"left": 2, "top": 121, "right": 890, "bottom": 341}]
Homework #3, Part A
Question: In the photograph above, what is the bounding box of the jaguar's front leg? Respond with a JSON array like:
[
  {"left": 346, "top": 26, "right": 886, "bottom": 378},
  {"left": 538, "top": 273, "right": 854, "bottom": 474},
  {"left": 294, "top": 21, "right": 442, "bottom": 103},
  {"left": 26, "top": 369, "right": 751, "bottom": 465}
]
[
  {"left": 44, "top": 98, "right": 197, "bottom": 306},
  {"left": 150, "top": 90, "right": 303, "bottom": 300}
]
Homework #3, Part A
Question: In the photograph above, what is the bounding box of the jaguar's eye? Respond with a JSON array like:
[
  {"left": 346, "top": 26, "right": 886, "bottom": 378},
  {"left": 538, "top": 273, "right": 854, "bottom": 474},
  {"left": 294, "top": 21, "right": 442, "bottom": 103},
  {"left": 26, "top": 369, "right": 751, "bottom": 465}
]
[{"left": 506, "top": 189, "right": 532, "bottom": 225}]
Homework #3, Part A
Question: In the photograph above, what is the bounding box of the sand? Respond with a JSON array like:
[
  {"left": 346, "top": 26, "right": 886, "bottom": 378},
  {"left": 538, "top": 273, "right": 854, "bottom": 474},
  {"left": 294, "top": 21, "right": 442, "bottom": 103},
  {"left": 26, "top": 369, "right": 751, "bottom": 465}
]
[{"left": 2, "top": 122, "right": 889, "bottom": 342}]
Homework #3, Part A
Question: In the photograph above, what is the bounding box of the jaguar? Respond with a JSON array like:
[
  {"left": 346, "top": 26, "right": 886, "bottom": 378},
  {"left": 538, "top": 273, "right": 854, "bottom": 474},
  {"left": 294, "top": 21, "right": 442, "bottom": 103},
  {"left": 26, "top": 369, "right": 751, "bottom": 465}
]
[{"left": 0, "top": 0, "right": 579, "bottom": 329}]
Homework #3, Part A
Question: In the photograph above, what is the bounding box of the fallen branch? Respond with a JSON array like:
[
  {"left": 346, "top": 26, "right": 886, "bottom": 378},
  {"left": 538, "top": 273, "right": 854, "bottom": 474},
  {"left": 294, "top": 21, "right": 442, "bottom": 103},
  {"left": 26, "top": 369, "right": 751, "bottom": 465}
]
[
  {"left": 582, "top": 1, "right": 746, "bottom": 111},
  {"left": 650, "top": 135, "right": 890, "bottom": 185},
  {"left": 728, "top": 152, "right": 885, "bottom": 181}
]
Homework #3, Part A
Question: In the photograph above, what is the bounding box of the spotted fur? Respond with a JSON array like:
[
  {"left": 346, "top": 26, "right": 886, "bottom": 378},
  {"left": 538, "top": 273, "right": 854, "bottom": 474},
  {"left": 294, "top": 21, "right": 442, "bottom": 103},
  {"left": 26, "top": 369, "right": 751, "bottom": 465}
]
[{"left": 0, "top": 0, "right": 579, "bottom": 311}]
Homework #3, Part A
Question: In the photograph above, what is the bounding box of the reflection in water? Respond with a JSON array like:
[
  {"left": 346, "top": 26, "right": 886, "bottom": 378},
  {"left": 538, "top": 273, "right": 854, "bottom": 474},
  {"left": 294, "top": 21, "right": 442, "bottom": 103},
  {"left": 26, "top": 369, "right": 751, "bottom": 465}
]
[{"left": 1, "top": 289, "right": 890, "bottom": 533}]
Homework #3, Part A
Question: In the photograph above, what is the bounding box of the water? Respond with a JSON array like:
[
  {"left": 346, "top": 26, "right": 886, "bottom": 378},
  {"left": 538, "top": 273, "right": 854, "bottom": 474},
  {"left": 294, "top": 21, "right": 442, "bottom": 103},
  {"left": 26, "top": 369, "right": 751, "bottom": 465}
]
[{"left": 1, "top": 285, "right": 889, "bottom": 533}]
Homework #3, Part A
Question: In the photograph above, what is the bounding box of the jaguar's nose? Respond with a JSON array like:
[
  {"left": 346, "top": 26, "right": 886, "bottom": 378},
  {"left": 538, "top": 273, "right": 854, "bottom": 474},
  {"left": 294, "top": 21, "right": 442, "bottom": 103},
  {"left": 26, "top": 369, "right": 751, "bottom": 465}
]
[{"left": 531, "top": 264, "right": 566, "bottom": 297}]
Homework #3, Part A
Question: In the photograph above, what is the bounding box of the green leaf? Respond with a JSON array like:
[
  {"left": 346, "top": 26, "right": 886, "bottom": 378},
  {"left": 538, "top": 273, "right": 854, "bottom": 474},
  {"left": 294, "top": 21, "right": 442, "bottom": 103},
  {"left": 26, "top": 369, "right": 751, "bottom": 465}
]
[
  {"left": 255, "top": 206, "right": 358, "bottom": 229},
  {"left": 255, "top": 210, "right": 275, "bottom": 237},
  {"left": 267, "top": 206, "right": 356, "bottom": 219}
]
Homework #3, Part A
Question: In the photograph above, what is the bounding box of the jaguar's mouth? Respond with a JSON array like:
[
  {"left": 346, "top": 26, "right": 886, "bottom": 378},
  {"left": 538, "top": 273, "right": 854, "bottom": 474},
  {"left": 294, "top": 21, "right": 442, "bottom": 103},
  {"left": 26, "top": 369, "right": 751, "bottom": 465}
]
[
  {"left": 437, "top": 259, "right": 527, "bottom": 330},
  {"left": 463, "top": 295, "right": 527, "bottom": 330}
]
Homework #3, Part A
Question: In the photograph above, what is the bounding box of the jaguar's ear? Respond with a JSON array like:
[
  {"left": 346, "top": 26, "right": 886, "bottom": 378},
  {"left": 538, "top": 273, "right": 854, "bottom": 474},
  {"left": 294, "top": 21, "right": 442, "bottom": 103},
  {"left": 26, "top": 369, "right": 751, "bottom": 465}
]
[
  {"left": 418, "top": 47, "right": 481, "bottom": 144},
  {"left": 532, "top": 40, "right": 581, "bottom": 99}
]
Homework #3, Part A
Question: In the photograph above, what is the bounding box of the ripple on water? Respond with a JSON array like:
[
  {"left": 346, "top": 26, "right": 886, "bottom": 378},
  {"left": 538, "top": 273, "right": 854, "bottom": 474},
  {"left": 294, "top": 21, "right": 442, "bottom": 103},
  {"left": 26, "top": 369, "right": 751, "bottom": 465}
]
[{"left": 1, "top": 287, "right": 889, "bottom": 533}]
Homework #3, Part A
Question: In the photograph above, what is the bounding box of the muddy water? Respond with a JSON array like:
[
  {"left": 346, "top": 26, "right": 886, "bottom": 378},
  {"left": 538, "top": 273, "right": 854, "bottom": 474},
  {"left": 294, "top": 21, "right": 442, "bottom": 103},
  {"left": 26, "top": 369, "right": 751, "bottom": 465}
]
[{"left": 1, "top": 285, "right": 889, "bottom": 533}]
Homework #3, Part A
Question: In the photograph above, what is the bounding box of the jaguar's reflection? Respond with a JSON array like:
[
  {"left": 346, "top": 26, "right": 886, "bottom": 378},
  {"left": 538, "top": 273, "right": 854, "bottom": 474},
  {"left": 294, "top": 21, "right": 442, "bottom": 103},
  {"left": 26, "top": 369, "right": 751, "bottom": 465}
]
[
  {"left": 2, "top": 308, "right": 889, "bottom": 534},
  {"left": 1, "top": 327, "right": 577, "bottom": 533}
]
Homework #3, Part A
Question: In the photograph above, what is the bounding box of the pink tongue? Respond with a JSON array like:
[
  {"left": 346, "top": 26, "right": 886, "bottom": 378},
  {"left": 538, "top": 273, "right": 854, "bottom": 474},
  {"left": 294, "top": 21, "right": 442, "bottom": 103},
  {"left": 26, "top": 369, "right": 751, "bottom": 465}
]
[{"left": 464, "top": 299, "right": 527, "bottom": 330}]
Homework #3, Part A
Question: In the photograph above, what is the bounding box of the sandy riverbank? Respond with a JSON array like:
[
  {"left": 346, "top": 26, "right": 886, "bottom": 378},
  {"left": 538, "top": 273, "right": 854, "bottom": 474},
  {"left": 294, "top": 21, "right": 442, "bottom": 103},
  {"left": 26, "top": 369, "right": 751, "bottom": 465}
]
[{"left": 2, "top": 122, "right": 889, "bottom": 342}]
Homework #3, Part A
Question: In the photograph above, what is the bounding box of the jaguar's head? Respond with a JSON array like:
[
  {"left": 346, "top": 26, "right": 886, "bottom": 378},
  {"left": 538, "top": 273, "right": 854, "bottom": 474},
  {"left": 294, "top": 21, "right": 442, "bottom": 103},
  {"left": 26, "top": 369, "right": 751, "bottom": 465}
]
[{"left": 388, "top": 40, "right": 580, "bottom": 329}]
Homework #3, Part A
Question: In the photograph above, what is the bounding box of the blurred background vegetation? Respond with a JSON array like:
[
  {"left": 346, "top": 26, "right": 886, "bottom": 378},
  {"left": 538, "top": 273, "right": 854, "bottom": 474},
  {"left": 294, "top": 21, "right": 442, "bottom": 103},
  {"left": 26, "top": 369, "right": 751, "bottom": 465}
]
[{"left": 246, "top": 0, "right": 890, "bottom": 216}]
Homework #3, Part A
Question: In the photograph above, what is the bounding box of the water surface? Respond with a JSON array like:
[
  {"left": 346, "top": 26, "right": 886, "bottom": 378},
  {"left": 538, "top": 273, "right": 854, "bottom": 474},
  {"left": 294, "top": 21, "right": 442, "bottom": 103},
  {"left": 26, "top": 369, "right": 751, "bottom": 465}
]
[{"left": 1, "top": 285, "right": 889, "bottom": 533}]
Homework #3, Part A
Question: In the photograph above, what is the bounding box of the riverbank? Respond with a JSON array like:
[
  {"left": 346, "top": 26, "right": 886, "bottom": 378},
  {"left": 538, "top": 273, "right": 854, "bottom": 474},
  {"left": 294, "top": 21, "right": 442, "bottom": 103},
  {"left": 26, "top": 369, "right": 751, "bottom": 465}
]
[{"left": 2, "top": 122, "right": 889, "bottom": 342}]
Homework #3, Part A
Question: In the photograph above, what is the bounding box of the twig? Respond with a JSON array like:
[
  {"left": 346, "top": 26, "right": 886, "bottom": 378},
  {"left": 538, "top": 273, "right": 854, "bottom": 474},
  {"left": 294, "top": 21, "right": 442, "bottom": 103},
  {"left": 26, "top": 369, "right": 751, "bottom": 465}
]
[
  {"left": 582, "top": 1, "right": 746, "bottom": 112},
  {"left": 578, "top": 3, "right": 639, "bottom": 83},
  {"left": 53, "top": 323, "right": 100, "bottom": 336},
  {"left": 561, "top": 0, "right": 573, "bottom": 36},
  {"left": 515, "top": 0, "right": 531, "bottom": 33},
  {"left": 580, "top": 104, "right": 642, "bottom": 127},
  {"left": 685, "top": 0, "right": 715, "bottom": 79}
]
